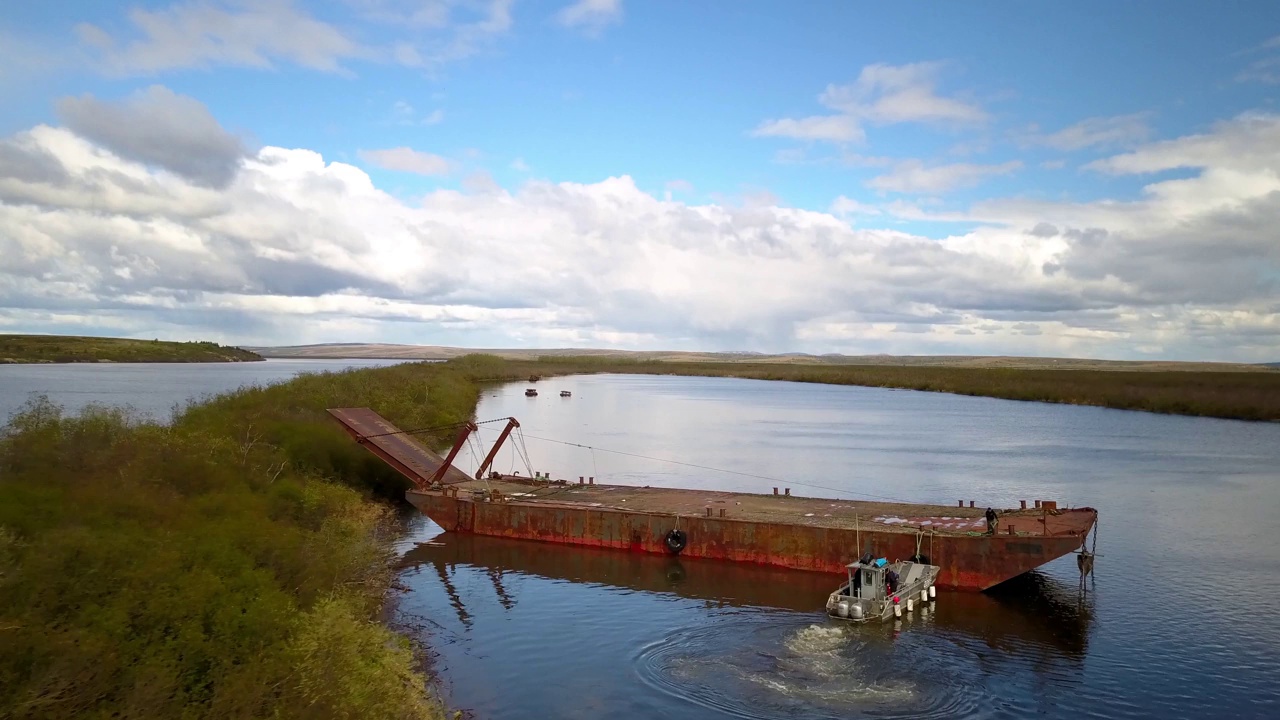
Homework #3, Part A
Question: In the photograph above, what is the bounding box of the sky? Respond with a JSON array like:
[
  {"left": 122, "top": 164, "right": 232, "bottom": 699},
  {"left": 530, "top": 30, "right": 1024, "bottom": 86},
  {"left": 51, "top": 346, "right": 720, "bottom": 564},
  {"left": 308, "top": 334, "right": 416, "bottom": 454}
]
[{"left": 1, "top": 1, "right": 1279, "bottom": 361}]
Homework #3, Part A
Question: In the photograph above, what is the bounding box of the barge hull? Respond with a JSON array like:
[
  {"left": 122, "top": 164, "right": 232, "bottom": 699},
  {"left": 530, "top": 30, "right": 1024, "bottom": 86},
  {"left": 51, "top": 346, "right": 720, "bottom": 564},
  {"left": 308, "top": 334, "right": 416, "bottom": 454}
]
[
  {"left": 406, "top": 488, "right": 1091, "bottom": 591},
  {"left": 328, "top": 407, "right": 1096, "bottom": 592}
]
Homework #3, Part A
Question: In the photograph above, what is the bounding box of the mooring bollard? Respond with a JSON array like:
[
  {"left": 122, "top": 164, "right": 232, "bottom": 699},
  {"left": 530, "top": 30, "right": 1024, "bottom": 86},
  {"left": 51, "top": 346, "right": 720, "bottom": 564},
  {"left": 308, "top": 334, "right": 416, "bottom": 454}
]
[
  {"left": 785, "top": 488, "right": 791, "bottom": 496},
  {"left": 719, "top": 508, "right": 726, "bottom": 518},
  {"left": 773, "top": 487, "right": 779, "bottom": 495},
  {"left": 957, "top": 500, "right": 964, "bottom": 507},
  {"left": 705, "top": 507, "right": 712, "bottom": 517},
  {"left": 1034, "top": 500, "right": 1042, "bottom": 509},
  {"left": 969, "top": 500, "right": 975, "bottom": 508},
  {"left": 1020, "top": 500, "right": 1027, "bottom": 510}
]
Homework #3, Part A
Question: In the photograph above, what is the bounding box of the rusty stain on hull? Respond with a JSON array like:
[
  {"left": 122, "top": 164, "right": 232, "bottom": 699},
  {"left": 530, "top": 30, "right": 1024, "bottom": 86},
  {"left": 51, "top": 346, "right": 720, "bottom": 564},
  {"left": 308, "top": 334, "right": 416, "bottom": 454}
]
[{"left": 330, "top": 408, "right": 1097, "bottom": 591}]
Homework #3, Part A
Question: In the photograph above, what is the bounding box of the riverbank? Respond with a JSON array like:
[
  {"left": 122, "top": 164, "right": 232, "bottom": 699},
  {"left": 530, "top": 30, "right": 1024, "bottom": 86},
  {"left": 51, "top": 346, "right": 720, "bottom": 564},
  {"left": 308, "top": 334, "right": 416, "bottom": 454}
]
[
  {"left": 0, "top": 355, "right": 535, "bottom": 718},
  {"left": 500, "top": 357, "right": 1280, "bottom": 422},
  {"left": 0, "top": 334, "right": 264, "bottom": 364}
]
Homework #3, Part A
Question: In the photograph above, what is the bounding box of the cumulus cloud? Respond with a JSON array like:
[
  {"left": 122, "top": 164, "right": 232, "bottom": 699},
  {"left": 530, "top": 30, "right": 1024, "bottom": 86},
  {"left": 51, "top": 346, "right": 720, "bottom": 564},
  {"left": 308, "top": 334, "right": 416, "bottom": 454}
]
[
  {"left": 357, "top": 147, "right": 451, "bottom": 175},
  {"left": 556, "top": 0, "right": 623, "bottom": 35},
  {"left": 1023, "top": 113, "right": 1152, "bottom": 151},
  {"left": 2, "top": 110, "right": 1279, "bottom": 360},
  {"left": 868, "top": 160, "right": 1022, "bottom": 194},
  {"left": 75, "top": 0, "right": 365, "bottom": 74},
  {"left": 56, "top": 86, "right": 251, "bottom": 188}
]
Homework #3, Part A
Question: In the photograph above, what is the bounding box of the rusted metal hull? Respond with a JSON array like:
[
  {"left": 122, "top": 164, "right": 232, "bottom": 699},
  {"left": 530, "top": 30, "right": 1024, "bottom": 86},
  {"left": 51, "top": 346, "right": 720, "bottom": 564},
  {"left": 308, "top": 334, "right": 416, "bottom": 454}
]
[
  {"left": 406, "top": 488, "right": 1093, "bottom": 591},
  {"left": 328, "top": 407, "right": 1097, "bottom": 592}
]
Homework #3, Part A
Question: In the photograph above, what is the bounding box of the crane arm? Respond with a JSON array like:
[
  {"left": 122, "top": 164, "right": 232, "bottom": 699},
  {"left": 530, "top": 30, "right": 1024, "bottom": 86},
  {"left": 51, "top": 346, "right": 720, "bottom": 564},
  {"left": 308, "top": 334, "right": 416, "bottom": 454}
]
[
  {"left": 427, "top": 421, "right": 478, "bottom": 486},
  {"left": 475, "top": 417, "right": 520, "bottom": 480}
]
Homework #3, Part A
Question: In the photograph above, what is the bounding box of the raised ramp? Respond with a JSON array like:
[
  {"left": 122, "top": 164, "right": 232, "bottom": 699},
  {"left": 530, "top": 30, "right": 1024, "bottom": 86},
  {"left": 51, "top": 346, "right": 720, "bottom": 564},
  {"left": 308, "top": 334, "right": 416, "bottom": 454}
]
[{"left": 327, "top": 408, "right": 472, "bottom": 487}]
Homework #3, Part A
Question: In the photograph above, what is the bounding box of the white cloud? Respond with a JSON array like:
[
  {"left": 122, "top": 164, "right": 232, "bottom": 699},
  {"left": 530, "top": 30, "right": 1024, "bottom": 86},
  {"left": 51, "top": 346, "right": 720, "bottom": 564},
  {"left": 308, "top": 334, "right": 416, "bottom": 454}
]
[
  {"left": 76, "top": 0, "right": 366, "bottom": 75},
  {"left": 868, "top": 160, "right": 1022, "bottom": 194},
  {"left": 401, "top": 0, "right": 513, "bottom": 67},
  {"left": 1084, "top": 113, "right": 1280, "bottom": 176},
  {"left": 75, "top": 0, "right": 515, "bottom": 75},
  {"left": 510, "top": 157, "right": 530, "bottom": 172},
  {"left": 556, "top": 0, "right": 623, "bottom": 35},
  {"left": 357, "top": 147, "right": 451, "bottom": 175},
  {"left": 391, "top": 101, "right": 445, "bottom": 126},
  {"left": 3, "top": 109, "right": 1280, "bottom": 360},
  {"left": 1237, "top": 35, "right": 1280, "bottom": 84},
  {"left": 753, "top": 62, "right": 985, "bottom": 148},
  {"left": 829, "top": 196, "right": 880, "bottom": 218},
  {"left": 1024, "top": 114, "right": 1152, "bottom": 151},
  {"left": 751, "top": 115, "right": 864, "bottom": 143},
  {"left": 819, "top": 62, "right": 988, "bottom": 125}
]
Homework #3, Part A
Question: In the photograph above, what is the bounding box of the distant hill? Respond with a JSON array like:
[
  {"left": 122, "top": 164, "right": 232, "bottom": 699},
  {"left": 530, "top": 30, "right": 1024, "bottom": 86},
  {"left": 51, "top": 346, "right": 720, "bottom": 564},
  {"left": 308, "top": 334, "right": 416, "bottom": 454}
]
[
  {"left": 0, "top": 334, "right": 263, "bottom": 364},
  {"left": 247, "top": 343, "right": 1272, "bottom": 372}
]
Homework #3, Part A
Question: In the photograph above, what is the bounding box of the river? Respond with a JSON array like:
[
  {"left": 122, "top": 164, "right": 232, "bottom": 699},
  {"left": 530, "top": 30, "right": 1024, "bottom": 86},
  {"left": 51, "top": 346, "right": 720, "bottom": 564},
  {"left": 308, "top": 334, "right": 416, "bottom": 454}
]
[
  {"left": 3, "top": 365, "right": 1277, "bottom": 718},
  {"left": 0, "top": 358, "right": 411, "bottom": 423},
  {"left": 394, "top": 373, "right": 1280, "bottom": 720}
]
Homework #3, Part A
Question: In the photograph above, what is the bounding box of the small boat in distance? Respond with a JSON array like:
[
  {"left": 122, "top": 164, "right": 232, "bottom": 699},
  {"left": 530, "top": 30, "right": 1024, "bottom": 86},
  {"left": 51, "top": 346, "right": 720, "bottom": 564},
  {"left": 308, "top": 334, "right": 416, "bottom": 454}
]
[
  {"left": 525, "top": 388, "right": 538, "bottom": 397},
  {"left": 560, "top": 390, "right": 572, "bottom": 397},
  {"left": 826, "top": 556, "right": 939, "bottom": 622}
]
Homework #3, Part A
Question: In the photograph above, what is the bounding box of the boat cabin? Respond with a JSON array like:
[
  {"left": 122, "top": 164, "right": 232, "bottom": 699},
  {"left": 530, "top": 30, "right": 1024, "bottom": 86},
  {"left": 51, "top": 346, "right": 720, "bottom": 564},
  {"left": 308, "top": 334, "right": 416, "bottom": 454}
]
[
  {"left": 827, "top": 555, "right": 938, "bottom": 622},
  {"left": 846, "top": 559, "right": 892, "bottom": 602}
]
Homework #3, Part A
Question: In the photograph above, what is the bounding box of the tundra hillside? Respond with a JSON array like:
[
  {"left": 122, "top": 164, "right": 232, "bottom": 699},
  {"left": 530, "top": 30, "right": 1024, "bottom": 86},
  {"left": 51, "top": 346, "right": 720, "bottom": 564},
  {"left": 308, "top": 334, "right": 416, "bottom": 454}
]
[{"left": 0, "top": 335, "right": 263, "bottom": 364}]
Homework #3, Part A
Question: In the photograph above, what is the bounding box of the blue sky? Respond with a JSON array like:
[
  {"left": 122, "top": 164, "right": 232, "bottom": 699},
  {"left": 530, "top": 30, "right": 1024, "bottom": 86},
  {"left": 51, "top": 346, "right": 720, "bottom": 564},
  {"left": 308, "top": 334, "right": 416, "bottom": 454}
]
[{"left": 2, "top": 1, "right": 1280, "bottom": 360}]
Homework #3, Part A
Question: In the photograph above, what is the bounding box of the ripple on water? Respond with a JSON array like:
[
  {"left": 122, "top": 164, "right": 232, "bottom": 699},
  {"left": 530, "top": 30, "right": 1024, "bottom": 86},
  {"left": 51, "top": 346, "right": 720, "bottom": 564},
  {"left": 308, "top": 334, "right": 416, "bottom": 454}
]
[{"left": 634, "top": 615, "right": 987, "bottom": 720}]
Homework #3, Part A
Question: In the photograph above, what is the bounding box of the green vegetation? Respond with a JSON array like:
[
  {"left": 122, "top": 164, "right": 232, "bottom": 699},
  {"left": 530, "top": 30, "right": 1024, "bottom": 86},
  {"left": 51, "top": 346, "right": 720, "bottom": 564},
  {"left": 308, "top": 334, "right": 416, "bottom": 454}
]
[
  {"left": 0, "top": 355, "right": 535, "bottom": 719},
  {"left": 510, "top": 356, "right": 1280, "bottom": 421},
  {"left": 0, "top": 334, "right": 264, "bottom": 364},
  {"left": 0, "top": 353, "right": 1273, "bottom": 717}
]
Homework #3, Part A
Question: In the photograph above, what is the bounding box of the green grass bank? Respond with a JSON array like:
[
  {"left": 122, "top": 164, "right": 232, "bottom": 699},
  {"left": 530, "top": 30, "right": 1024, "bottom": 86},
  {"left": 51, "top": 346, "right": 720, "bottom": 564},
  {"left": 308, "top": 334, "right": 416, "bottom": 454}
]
[
  {"left": 0, "top": 355, "right": 538, "bottom": 719},
  {"left": 517, "top": 356, "right": 1280, "bottom": 422},
  {"left": 0, "top": 335, "right": 264, "bottom": 364}
]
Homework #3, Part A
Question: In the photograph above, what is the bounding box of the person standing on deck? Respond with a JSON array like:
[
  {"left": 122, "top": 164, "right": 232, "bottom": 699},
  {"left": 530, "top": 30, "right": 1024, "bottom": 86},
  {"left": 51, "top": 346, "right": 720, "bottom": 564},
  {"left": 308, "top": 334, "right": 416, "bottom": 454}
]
[{"left": 985, "top": 507, "right": 998, "bottom": 535}]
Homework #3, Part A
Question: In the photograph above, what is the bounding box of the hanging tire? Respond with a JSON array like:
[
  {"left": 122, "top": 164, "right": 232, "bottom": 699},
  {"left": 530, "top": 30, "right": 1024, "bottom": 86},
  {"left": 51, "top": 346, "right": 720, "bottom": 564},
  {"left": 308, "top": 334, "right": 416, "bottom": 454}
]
[{"left": 664, "top": 529, "right": 687, "bottom": 555}]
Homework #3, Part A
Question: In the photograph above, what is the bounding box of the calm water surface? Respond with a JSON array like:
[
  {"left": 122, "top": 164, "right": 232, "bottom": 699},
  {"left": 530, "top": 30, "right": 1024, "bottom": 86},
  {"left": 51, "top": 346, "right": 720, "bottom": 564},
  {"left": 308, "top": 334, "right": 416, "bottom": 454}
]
[
  {"left": 0, "top": 358, "right": 410, "bottom": 422},
  {"left": 393, "top": 374, "right": 1280, "bottom": 720}
]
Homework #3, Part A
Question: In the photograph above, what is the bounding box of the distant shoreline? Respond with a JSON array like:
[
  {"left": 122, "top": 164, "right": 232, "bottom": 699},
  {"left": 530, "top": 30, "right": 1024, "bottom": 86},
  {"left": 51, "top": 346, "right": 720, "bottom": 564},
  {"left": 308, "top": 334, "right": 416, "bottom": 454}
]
[
  {"left": 248, "top": 342, "right": 1276, "bottom": 373},
  {"left": 0, "top": 334, "right": 264, "bottom": 364}
]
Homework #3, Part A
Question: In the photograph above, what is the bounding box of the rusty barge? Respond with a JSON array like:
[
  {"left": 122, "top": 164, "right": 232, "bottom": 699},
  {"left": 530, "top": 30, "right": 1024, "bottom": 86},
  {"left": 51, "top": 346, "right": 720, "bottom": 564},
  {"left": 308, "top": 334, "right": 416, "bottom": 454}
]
[{"left": 330, "top": 408, "right": 1097, "bottom": 591}]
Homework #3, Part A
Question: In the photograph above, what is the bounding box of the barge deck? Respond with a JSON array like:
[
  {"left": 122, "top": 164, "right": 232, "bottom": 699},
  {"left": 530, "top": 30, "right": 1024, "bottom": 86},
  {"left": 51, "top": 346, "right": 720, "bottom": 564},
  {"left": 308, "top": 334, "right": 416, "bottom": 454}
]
[{"left": 330, "top": 408, "right": 1097, "bottom": 591}]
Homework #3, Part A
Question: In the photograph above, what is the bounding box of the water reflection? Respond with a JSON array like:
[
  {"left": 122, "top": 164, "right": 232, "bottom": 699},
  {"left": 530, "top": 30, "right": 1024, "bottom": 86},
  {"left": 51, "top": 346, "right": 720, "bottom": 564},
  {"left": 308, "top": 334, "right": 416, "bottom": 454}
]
[{"left": 401, "top": 531, "right": 1089, "bottom": 650}]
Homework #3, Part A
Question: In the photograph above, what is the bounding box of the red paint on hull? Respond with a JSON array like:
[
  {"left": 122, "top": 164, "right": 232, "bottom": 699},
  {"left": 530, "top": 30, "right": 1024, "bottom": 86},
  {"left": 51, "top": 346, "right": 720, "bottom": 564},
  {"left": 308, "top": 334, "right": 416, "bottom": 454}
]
[{"left": 407, "top": 489, "right": 1093, "bottom": 591}]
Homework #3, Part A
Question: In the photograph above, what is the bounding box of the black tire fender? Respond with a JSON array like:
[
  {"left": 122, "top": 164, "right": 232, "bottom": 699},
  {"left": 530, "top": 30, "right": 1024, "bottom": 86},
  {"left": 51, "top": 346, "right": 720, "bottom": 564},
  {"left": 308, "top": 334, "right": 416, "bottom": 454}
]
[{"left": 664, "top": 529, "right": 687, "bottom": 555}]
